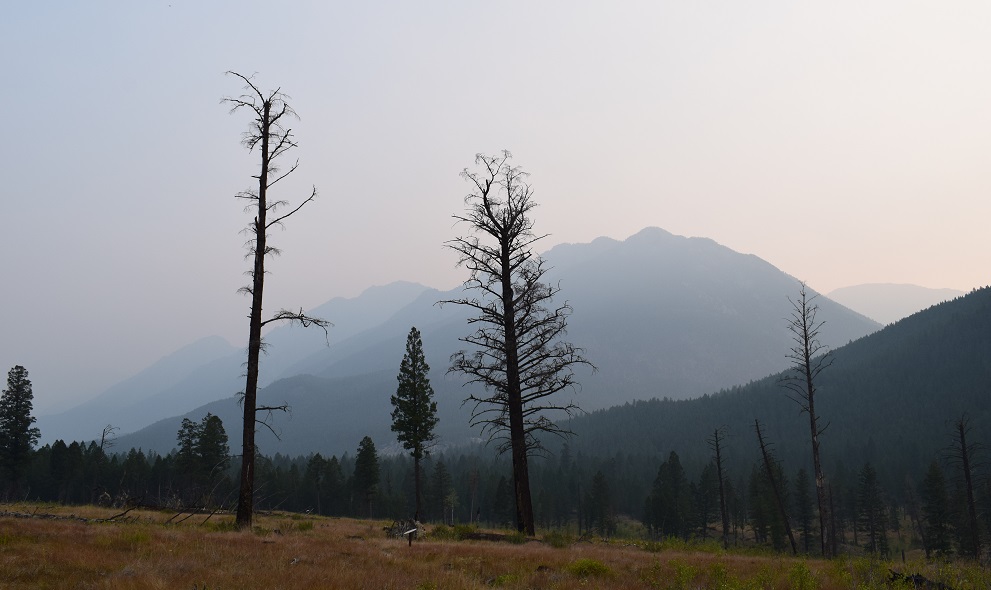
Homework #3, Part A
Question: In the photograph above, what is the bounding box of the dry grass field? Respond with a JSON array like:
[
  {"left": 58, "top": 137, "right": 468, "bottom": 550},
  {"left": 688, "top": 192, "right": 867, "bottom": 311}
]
[{"left": 1, "top": 503, "right": 987, "bottom": 589}]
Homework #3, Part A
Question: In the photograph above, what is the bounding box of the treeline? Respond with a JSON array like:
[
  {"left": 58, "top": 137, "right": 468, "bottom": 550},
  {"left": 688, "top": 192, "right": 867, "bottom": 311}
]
[{"left": 9, "top": 425, "right": 989, "bottom": 560}]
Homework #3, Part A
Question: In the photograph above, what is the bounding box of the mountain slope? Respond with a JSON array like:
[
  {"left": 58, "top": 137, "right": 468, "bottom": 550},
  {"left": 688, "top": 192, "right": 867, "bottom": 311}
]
[
  {"left": 38, "top": 282, "right": 432, "bottom": 443},
  {"left": 542, "top": 227, "right": 878, "bottom": 403},
  {"left": 564, "top": 285, "right": 991, "bottom": 491},
  {"left": 36, "top": 336, "right": 239, "bottom": 444},
  {"left": 827, "top": 283, "right": 964, "bottom": 325},
  {"left": 113, "top": 228, "right": 881, "bottom": 456}
]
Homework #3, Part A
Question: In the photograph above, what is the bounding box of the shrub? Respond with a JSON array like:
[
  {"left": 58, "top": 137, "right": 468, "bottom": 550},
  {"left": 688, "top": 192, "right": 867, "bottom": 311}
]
[
  {"left": 787, "top": 561, "right": 819, "bottom": 590},
  {"left": 565, "top": 558, "right": 611, "bottom": 578},
  {"left": 670, "top": 559, "right": 700, "bottom": 590},
  {"left": 542, "top": 530, "right": 572, "bottom": 548}
]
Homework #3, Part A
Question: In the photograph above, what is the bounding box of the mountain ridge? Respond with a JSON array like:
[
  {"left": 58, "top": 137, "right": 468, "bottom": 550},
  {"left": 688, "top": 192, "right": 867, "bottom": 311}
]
[
  {"left": 827, "top": 283, "right": 965, "bottom": 325},
  {"left": 108, "top": 227, "right": 881, "bottom": 456}
]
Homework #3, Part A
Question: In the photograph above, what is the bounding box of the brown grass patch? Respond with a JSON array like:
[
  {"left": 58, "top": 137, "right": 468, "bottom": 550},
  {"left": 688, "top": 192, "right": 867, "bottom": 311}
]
[{"left": 1, "top": 502, "right": 988, "bottom": 589}]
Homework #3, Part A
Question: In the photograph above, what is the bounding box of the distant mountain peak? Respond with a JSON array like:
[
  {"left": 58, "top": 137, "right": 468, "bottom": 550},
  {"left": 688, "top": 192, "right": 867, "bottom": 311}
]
[{"left": 827, "top": 283, "right": 965, "bottom": 325}]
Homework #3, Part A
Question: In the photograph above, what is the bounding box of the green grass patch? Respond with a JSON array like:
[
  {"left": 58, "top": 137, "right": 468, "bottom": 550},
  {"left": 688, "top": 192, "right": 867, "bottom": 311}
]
[
  {"left": 565, "top": 558, "right": 611, "bottom": 578},
  {"left": 489, "top": 573, "right": 521, "bottom": 586},
  {"left": 203, "top": 518, "right": 238, "bottom": 532},
  {"left": 787, "top": 561, "right": 819, "bottom": 590},
  {"left": 542, "top": 530, "right": 572, "bottom": 548}
]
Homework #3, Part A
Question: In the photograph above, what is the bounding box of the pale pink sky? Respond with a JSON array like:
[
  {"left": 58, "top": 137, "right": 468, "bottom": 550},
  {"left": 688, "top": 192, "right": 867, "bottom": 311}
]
[{"left": 2, "top": 1, "right": 989, "bottom": 411}]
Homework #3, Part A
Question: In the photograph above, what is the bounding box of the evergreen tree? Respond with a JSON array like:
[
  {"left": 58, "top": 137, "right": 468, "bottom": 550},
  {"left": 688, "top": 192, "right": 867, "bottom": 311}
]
[
  {"left": 302, "top": 453, "right": 327, "bottom": 514},
  {"left": 196, "top": 413, "right": 230, "bottom": 481},
  {"left": 323, "top": 456, "right": 346, "bottom": 516},
  {"left": 748, "top": 461, "right": 791, "bottom": 551},
  {"left": 492, "top": 475, "right": 515, "bottom": 528},
  {"left": 428, "top": 459, "right": 453, "bottom": 523},
  {"left": 857, "top": 463, "right": 888, "bottom": 556},
  {"left": 390, "top": 326, "right": 439, "bottom": 521},
  {"left": 174, "top": 413, "right": 230, "bottom": 502},
  {"left": 920, "top": 460, "right": 952, "bottom": 557},
  {"left": 353, "top": 436, "right": 380, "bottom": 517},
  {"left": 794, "top": 468, "right": 815, "bottom": 554},
  {"left": 175, "top": 418, "right": 200, "bottom": 483},
  {"left": 0, "top": 366, "right": 41, "bottom": 494},
  {"left": 693, "top": 462, "right": 719, "bottom": 539},
  {"left": 644, "top": 451, "right": 692, "bottom": 540},
  {"left": 586, "top": 470, "right": 615, "bottom": 536}
]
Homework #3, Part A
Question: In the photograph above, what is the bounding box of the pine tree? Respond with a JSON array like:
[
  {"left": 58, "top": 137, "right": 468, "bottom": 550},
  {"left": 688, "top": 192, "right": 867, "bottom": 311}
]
[
  {"left": 781, "top": 283, "right": 833, "bottom": 557},
  {"left": 390, "top": 326, "right": 439, "bottom": 521},
  {"left": 693, "top": 462, "right": 719, "bottom": 539},
  {"left": 224, "top": 73, "right": 329, "bottom": 529},
  {"left": 586, "top": 470, "right": 615, "bottom": 536},
  {"left": 353, "top": 436, "right": 380, "bottom": 518},
  {"left": 428, "top": 460, "right": 452, "bottom": 523},
  {"left": 644, "top": 451, "right": 692, "bottom": 540},
  {"left": 920, "top": 460, "right": 952, "bottom": 557},
  {"left": 196, "top": 413, "right": 230, "bottom": 481},
  {"left": 492, "top": 475, "right": 514, "bottom": 527},
  {"left": 443, "top": 152, "right": 592, "bottom": 535},
  {"left": 0, "top": 366, "right": 41, "bottom": 494},
  {"left": 175, "top": 418, "right": 200, "bottom": 482},
  {"left": 857, "top": 463, "right": 888, "bottom": 556}
]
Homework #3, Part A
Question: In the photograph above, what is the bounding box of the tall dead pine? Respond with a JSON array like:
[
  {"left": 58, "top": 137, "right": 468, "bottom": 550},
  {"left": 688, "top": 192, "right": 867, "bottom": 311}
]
[
  {"left": 755, "top": 420, "right": 798, "bottom": 555},
  {"left": 948, "top": 416, "right": 983, "bottom": 559},
  {"left": 780, "top": 282, "right": 832, "bottom": 557},
  {"left": 708, "top": 427, "right": 731, "bottom": 549},
  {"left": 223, "top": 72, "right": 328, "bottom": 529}
]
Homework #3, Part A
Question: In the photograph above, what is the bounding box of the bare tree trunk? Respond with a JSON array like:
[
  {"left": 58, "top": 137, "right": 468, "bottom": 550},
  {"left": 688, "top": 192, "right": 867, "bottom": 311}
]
[
  {"left": 755, "top": 420, "right": 798, "bottom": 555},
  {"left": 414, "top": 454, "right": 422, "bottom": 522},
  {"left": 806, "top": 365, "right": 830, "bottom": 557},
  {"left": 224, "top": 73, "right": 327, "bottom": 530},
  {"left": 783, "top": 283, "right": 832, "bottom": 557},
  {"left": 710, "top": 428, "right": 731, "bottom": 549},
  {"left": 444, "top": 153, "right": 590, "bottom": 538},
  {"left": 235, "top": 98, "right": 271, "bottom": 530},
  {"left": 502, "top": 236, "right": 534, "bottom": 535},
  {"left": 954, "top": 417, "right": 982, "bottom": 560}
]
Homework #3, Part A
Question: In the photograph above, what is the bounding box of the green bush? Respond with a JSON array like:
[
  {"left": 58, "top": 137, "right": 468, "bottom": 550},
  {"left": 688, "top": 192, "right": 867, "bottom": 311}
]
[
  {"left": 565, "top": 558, "right": 611, "bottom": 578},
  {"left": 670, "top": 559, "right": 700, "bottom": 590},
  {"left": 787, "top": 561, "right": 819, "bottom": 590},
  {"left": 542, "top": 530, "right": 572, "bottom": 548}
]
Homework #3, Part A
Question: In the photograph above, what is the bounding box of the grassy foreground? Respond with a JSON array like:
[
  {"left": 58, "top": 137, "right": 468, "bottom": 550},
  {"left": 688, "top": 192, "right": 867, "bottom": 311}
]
[{"left": 1, "top": 503, "right": 987, "bottom": 589}]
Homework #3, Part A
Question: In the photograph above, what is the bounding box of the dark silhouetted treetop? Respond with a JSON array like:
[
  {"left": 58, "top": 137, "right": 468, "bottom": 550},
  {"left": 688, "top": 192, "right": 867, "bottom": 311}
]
[
  {"left": 0, "top": 365, "right": 41, "bottom": 488},
  {"left": 223, "top": 71, "right": 329, "bottom": 529},
  {"left": 391, "top": 326, "right": 439, "bottom": 521},
  {"left": 442, "top": 151, "right": 593, "bottom": 535}
]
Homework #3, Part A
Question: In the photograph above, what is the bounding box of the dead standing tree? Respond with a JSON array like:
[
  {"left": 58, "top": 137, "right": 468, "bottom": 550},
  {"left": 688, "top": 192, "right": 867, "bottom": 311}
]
[
  {"left": 755, "top": 419, "right": 798, "bottom": 555},
  {"left": 442, "top": 151, "right": 593, "bottom": 536},
  {"left": 707, "top": 427, "right": 731, "bottom": 549},
  {"left": 947, "top": 415, "right": 984, "bottom": 560},
  {"left": 780, "top": 282, "right": 832, "bottom": 557},
  {"left": 223, "top": 72, "right": 328, "bottom": 529}
]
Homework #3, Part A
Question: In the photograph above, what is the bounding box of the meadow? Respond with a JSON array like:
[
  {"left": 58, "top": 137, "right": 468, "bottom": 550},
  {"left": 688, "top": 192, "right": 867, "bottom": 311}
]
[{"left": 0, "top": 503, "right": 987, "bottom": 589}]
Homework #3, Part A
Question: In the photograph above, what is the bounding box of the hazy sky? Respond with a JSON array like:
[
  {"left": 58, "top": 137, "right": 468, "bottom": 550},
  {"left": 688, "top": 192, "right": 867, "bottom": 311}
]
[{"left": 3, "top": 2, "right": 989, "bottom": 413}]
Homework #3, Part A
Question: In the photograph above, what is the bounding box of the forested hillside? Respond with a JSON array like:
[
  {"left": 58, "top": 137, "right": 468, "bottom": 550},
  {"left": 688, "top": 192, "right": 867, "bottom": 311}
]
[
  {"left": 565, "top": 285, "right": 991, "bottom": 492},
  {"left": 13, "top": 287, "right": 990, "bottom": 559}
]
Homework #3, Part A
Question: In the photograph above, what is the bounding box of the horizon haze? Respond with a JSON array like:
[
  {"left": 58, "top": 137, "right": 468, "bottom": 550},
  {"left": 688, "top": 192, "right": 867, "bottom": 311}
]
[{"left": 3, "top": 2, "right": 989, "bottom": 413}]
